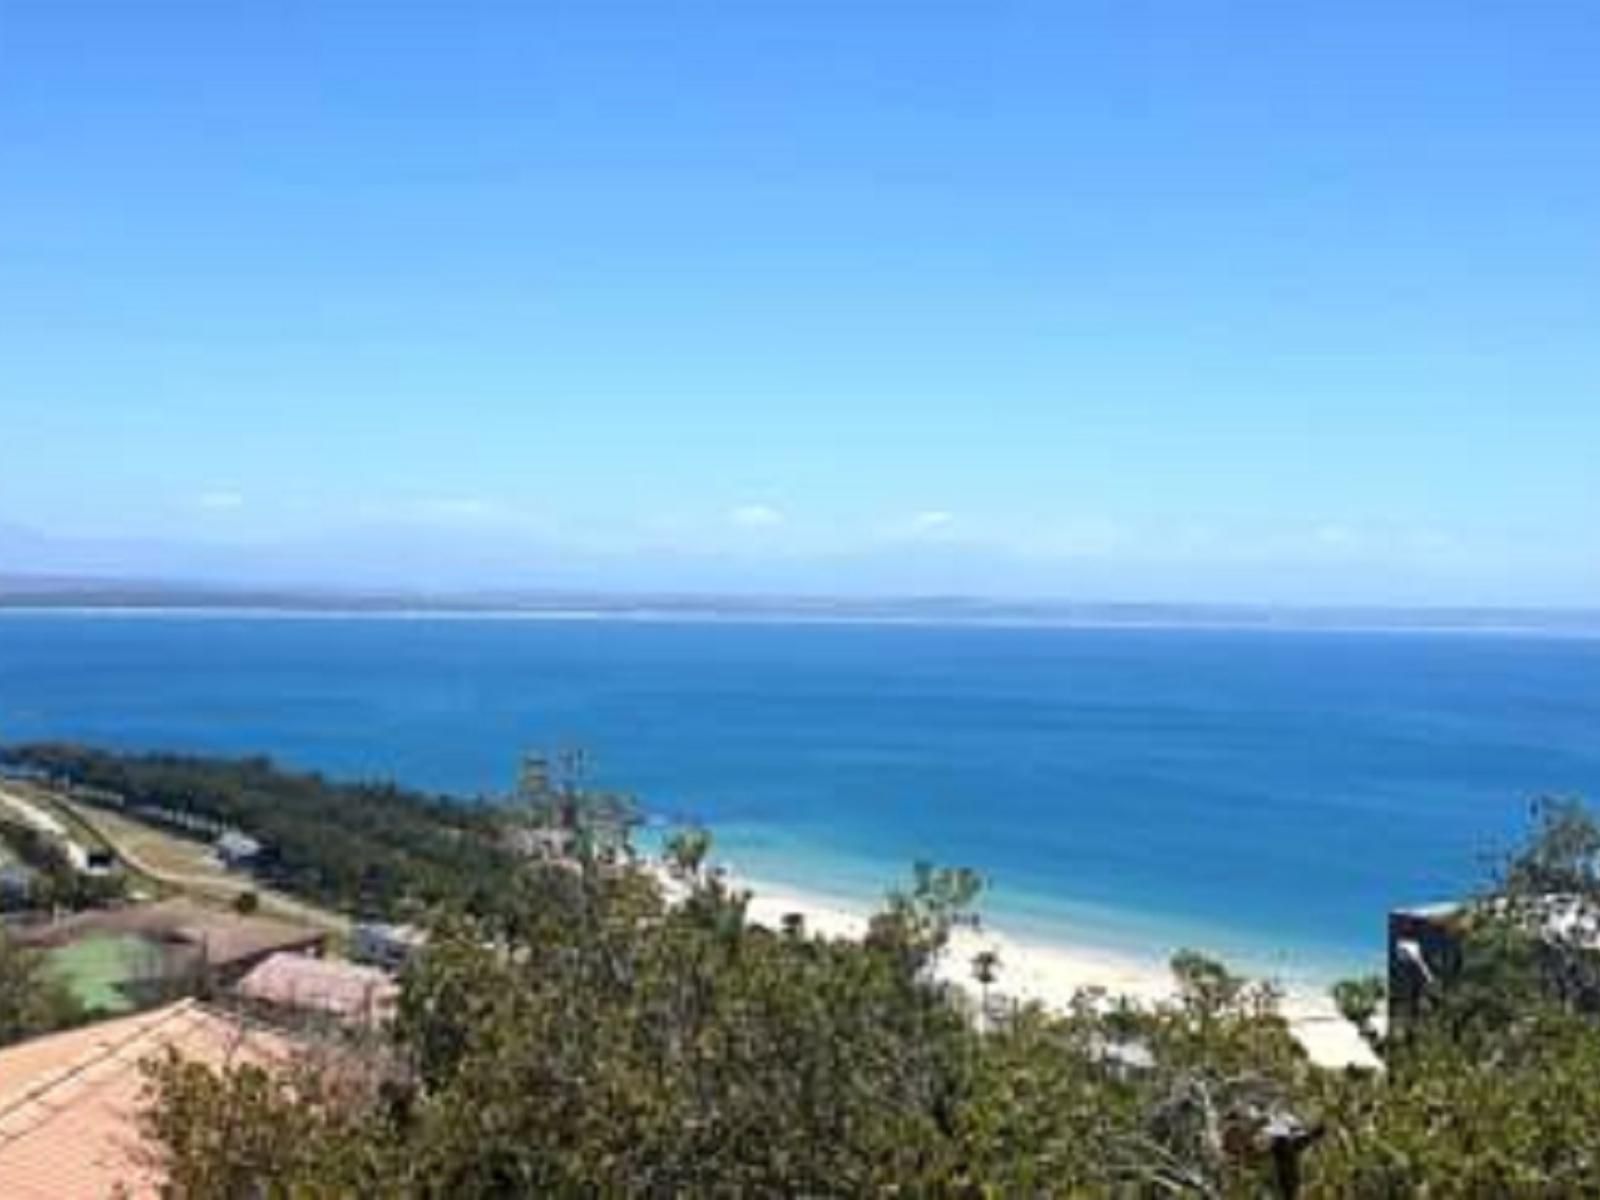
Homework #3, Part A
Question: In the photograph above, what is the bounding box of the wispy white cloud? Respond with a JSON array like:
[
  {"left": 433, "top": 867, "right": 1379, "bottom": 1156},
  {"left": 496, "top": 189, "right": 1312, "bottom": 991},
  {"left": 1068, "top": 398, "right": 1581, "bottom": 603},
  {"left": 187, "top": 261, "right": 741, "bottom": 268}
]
[
  {"left": 728, "top": 503, "right": 785, "bottom": 529},
  {"left": 196, "top": 490, "right": 245, "bottom": 511},
  {"left": 907, "top": 509, "right": 954, "bottom": 533}
]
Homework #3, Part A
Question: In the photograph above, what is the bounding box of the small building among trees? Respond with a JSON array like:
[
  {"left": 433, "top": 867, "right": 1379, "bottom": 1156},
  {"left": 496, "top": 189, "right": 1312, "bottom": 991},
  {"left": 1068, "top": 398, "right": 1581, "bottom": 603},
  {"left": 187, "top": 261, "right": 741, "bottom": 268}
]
[
  {"left": 350, "top": 921, "right": 426, "bottom": 971},
  {"left": 214, "top": 830, "right": 263, "bottom": 870}
]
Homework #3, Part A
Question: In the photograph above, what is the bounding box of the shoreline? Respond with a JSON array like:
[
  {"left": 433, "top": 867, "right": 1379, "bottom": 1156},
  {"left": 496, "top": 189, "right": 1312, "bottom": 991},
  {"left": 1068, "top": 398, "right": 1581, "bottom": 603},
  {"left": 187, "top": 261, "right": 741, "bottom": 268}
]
[
  {"left": 658, "top": 862, "right": 1381, "bottom": 1070},
  {"left": 648, "top": 822, "right": 1376, "bottom": 986}
]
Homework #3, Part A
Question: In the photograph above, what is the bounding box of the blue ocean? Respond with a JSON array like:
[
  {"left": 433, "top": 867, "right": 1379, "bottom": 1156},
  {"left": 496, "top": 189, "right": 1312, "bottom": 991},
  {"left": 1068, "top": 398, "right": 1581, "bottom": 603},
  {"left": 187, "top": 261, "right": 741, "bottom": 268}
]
[{"left": 2, "top": 613, "right": 1597, "bottom": 982}]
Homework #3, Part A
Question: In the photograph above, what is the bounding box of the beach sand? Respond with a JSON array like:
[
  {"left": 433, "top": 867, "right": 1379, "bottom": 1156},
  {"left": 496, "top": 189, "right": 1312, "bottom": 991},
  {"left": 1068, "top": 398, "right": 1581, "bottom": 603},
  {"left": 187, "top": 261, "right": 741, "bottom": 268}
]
[{"left": 655, "top": 863, "right": 1380, "bottom": 1070}]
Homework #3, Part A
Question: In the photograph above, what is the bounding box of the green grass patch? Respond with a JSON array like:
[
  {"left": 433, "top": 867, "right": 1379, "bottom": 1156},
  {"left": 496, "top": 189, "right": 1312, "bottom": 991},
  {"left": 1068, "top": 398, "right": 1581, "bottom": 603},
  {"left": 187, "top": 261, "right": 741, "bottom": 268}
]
[{"left": 47, "top": 933, "right": 163, "bottom": 1013}]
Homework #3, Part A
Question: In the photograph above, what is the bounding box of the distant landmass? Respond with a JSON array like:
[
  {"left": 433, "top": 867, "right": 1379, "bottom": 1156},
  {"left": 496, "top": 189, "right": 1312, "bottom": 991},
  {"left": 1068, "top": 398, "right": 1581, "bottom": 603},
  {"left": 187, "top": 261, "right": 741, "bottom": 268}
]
[{"left": 2, "top": 572, "right": 1597, "bottom": 635}]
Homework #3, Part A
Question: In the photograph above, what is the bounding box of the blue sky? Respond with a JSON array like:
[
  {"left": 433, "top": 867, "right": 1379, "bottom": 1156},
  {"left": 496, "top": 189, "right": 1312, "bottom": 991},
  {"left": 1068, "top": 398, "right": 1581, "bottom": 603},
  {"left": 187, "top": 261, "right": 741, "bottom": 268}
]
[{"left": 2, "top": 2, "right": 1596, "bottom": 603}]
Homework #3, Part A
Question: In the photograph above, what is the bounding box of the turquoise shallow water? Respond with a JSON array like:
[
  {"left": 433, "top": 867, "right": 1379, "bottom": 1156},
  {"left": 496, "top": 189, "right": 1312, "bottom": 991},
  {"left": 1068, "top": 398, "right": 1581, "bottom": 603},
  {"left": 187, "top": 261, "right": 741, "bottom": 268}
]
[{"left": 2, "top": 613, "right": 1597, "bottom": 980}]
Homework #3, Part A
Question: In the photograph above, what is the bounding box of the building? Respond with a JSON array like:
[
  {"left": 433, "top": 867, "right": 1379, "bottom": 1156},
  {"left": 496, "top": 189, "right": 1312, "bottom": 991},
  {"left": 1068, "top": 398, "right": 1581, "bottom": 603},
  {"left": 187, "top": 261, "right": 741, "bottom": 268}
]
[
  {"left": 234, "top": 951, "right": 399, "bottom": 1028},
  {"left": 350, "top": 921, "right": 427, "bottom": 971},
  {"left": 1387, "top": 901, "right": 1466, "bottom": 1028},
  {"left": 0, "top": 1000, "right": 295, "bottom": 1198},
  {"left": 1388, "top": 894, "right": 1600, "bottom": 1031},
  {"left": 215, "top": 829, "right": 264, "bottom": 869}
]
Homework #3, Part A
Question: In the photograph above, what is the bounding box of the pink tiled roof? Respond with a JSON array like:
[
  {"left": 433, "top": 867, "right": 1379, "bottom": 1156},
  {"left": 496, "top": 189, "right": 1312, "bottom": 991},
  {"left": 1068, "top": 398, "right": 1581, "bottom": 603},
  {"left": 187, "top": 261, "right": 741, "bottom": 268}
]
[{"left": 234, "top": 952, "right": 398, "bottom": 1025}]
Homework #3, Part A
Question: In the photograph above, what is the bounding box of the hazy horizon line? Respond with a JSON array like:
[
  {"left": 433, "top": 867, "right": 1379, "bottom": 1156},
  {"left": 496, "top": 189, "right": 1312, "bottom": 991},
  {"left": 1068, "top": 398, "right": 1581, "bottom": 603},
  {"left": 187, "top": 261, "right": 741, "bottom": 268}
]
[{"left": 2, "top": 571, "right": 1597, "bottom": 635}]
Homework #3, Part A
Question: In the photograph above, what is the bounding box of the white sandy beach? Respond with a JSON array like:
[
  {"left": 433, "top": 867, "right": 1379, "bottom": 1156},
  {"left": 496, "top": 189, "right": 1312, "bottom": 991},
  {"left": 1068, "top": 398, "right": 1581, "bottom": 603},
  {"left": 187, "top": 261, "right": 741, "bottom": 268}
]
[{"left": 656, "top": 863, "right": 1379, "bottom": 1070}]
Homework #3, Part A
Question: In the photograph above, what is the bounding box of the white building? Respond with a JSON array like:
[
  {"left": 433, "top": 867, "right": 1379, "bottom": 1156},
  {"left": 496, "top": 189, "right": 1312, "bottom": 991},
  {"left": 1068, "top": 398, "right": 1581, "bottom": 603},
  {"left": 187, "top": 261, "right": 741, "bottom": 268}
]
[{"left": 215, "top": 830, "right": 263, "bottom": 869}]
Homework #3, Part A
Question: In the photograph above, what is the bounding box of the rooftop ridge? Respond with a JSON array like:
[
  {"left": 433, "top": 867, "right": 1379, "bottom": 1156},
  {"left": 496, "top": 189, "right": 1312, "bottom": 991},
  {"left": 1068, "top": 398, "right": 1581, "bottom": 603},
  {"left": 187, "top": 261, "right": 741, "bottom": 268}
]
[{"left": 0, "top": 1001, "right": 203, "bottom": 1142}]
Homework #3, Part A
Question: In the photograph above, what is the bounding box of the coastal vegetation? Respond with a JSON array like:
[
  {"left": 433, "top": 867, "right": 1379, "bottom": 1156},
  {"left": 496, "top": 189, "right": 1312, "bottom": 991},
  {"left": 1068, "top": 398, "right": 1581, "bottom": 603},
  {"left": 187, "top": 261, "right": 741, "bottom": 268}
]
[
  {"left": 2, "top": 743, "right": 524, "bottom": 920},
  {"left": 128, "top": 776, "right": 1600, "bottom": 1196},
  {"left": 9, "top": 744, "right": 1600, "bottom": 1192}
]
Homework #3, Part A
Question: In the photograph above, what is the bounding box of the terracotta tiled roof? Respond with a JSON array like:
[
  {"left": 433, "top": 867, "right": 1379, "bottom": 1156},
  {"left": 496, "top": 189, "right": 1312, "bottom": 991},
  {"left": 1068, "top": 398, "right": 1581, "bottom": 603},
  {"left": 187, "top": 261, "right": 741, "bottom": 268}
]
[{"left": 0, "top": 1001, "right": 291, "bottom": 1199}]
